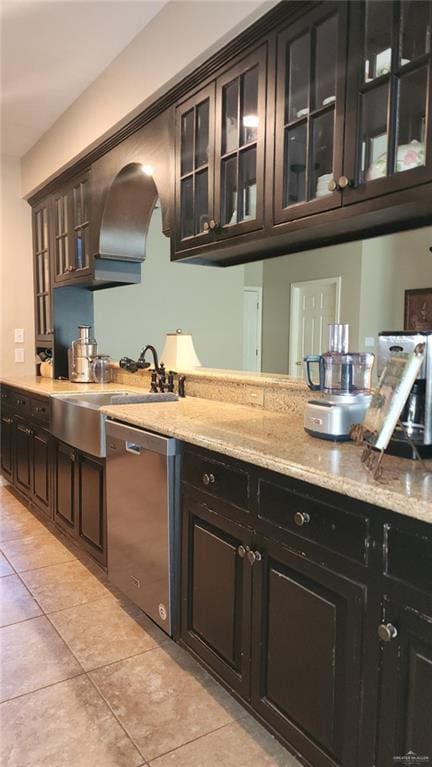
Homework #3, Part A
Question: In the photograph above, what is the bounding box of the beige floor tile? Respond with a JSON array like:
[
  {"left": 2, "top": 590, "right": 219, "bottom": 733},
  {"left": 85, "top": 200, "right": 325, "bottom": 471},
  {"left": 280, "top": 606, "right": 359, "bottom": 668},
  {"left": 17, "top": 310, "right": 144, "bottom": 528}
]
[
  {"left": 0, "top": 573, "right": 42, "bottom": 627},
  {"left": 21, "top": 559, "right": 113, "bottom": 613},
  {"left": 0, "top": 551, "right": 13, "bottom": 576},
  {"left": 0, "top": 529, "right": 75, "bottom": 572},
  {"left": 0, "top": 675, "right": 143, "bottom": 767},
  {"left": 90, "top": 643, "right": 246, "bottom": 762},
  {"left": 49, "top": 596, "right": 170, "bottom": 671},
  {"left": 0, "top": 506, "right": 47, "bottom": 542},
  {"left": 0, "top": 615, "right": 82, "bottom": 701},
  {"left": 149, "top": 717, "right": 301, "bottom": 766}
]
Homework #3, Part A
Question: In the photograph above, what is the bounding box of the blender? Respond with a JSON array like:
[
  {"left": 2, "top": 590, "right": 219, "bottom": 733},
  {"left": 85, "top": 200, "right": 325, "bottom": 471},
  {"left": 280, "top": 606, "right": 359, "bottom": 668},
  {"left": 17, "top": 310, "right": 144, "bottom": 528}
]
[{"left": 303, "top": 324, "right": 375, "bottom": 441}]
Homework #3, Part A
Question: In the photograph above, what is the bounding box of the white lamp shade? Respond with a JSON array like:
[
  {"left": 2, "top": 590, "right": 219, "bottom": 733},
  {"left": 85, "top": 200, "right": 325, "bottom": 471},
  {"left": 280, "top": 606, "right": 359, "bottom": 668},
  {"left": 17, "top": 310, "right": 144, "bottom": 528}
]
[{"left": 161, "top": 331, "right": 201, "bottom": 370}]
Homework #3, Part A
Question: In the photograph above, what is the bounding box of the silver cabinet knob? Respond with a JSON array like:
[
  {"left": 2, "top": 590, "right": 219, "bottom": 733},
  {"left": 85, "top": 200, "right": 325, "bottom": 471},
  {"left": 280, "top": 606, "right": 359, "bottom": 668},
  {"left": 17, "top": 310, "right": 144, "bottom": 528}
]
[
  {"left": 378, "top": 623, "right": 398, "bottom": 642},
  {"left": 247, "top": 550, "right": 262, "bottom": 566},
  {"left": 238, "top": 545, "right": 246, "bottom": 558},
  {"left": 294, "top": 511, "right": 310, "bottom": 527},
  {"left": 202, "top": 472, "right": 215, "bottom": 486},
  {"left": 328, "top": 177, "right": 338, "bottom": 192}
]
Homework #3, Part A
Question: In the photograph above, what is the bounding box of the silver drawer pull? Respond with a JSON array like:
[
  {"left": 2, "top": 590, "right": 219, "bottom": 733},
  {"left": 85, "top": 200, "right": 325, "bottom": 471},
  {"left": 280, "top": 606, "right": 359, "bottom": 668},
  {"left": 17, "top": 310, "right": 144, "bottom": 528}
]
[
  {"left": 294, "top": 511, "right": 310, "bottom": 527},
  {"left": 126, "top": 442, "right": 143, "bottom": 454},
  {"left": 202, "top": 472, "right": 216, "bottom": 486}
]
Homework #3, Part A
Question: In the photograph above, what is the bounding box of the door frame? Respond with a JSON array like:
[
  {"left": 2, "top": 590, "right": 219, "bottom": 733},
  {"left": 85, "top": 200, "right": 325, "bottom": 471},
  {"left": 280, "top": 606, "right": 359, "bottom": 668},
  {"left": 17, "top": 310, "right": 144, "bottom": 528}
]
[
  {"left": 289, "top": 276, "right": 341, "bottom": 376},
  {"left": 243, "top": 286, "right": 263, "bottom": 371}
]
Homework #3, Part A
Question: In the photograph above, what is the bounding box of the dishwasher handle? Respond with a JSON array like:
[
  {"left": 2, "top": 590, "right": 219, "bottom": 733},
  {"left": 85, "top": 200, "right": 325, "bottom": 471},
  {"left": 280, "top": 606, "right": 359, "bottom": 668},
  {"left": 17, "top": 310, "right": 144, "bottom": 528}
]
[{"left": 126, "top": 442, "right": 143, "bottom": 455}]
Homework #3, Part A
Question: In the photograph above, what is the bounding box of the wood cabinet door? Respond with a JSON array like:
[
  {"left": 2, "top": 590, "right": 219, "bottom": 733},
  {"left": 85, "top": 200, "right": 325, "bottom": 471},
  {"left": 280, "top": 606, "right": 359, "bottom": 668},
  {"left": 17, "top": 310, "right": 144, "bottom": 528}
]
[
  {"left": 77, "top": 453, "right": 106, "bottom": 565},
  {"left": 0, "top": 411, "right": 13, "bottom": 480},
  {"left": 31, "top": 427, "right": 51, "bottom": 517},
  {"left": 375, "top": 598, "right": 432, "bottom": 766},
  {"left": 213, "top": 45, "right": 267, "bottom": 239},
  {"left": 251, "top": 535, "right": 366, "bottom": 767},
  {"left": 343, "top": 0, "right": 432, "bottom": 206},
  {"left": 273, "top": 1, "right": 348, "bottom": 224},
  {"left": 181, "top": 487, "right": 253, "bottom": 698},
  {"left": 13, "top": 419, "right": 32, "bottom": 497},
  {"left": 32, "top": 201, "right": 53, "bottom": 343},
  {"left": 54, "top": 441, "right": 76, "bottom": 532},
  {"left": 53, "top": 172, "right": 92, "bottom": 284}
]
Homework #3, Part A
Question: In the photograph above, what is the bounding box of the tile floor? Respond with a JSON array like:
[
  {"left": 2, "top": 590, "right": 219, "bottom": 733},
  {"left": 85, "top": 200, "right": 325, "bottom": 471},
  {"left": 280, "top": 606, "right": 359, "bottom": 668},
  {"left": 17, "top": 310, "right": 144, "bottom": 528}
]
[{"left": 0, "top": 481, "right": 302, "bottom": 767}]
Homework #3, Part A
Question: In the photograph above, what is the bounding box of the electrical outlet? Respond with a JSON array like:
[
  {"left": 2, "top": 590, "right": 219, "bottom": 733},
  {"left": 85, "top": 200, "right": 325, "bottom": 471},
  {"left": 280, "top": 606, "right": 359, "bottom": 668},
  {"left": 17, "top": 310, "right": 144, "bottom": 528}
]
[
  {"left": 15, "top": 348, "right": 25, "bottom": 363},
  {"left": 365, "top": 337, "right": 375, "bottom": 348},
  {"left": 14, "top": 328, "right": 24, "bottom": 343}
]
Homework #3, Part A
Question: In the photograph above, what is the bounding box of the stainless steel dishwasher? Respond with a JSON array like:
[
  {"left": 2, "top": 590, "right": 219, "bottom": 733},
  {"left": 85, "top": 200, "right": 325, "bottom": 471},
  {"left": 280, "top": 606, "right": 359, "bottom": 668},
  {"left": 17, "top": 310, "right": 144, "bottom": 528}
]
[{"left": 105, "top": 420, "right": 180, "bottom": 636}]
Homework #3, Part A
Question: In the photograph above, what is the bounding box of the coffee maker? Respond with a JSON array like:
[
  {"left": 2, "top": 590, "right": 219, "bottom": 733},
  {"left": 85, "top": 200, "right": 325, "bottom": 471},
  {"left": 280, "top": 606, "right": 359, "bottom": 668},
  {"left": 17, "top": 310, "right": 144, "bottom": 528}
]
[
  {"left": 304, "top": 324, "right": 375, "bottom": 441},
  {"left": 377, "top": 331, "right": 432, "bottom": 459}
]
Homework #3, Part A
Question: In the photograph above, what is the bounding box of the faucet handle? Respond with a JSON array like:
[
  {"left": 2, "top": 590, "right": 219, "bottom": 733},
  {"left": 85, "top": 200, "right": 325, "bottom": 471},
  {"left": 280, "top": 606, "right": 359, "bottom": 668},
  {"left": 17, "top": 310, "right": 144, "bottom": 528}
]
[
  {"left": 150, "top": 371, "right": 158, "bottom": 393},
  {"left": 178, "top": 375, "right": 186, "bottom": 398},
  {"left": 167, "top": 371, "right": 175, "bottom": 393}
]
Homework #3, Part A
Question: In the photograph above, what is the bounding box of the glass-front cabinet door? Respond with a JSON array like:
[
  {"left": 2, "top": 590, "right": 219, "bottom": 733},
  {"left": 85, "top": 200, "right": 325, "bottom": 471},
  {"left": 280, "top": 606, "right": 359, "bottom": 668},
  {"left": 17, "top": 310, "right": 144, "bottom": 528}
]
[
  {"left": 32, "top": 202, "right": 53, "bottom": 342},
  {"left": 175, "top": 84, "right": 215, "bottom": 252},
  {"left": 214, "top": 46, "right": 267, "bottom": 237},
  {"left": 274, "top": 3, "right": 348, "bottom": 224},
  {"left": 54, "top": 172, "right": 91, "bottom": 283},
  {"left": 343, "top": 0, "right": 432, "bottom": 204}
]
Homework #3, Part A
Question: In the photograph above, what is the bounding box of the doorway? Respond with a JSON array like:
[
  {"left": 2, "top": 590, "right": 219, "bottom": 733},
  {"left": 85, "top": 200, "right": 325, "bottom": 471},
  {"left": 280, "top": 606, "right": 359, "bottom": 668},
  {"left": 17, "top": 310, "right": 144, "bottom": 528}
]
[
  {"left": 289, "top": 277, "right": 341, "bottom": 377},
  {"left": 243, "top": 286, "right": 262, "bottom": 371}
]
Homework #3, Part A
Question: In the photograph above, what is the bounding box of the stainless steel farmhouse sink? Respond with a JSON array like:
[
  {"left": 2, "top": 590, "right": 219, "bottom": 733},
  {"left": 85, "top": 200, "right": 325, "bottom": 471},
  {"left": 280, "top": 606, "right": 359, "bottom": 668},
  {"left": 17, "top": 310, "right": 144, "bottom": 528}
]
[{"left": 50, "top": 390, "right": 178, "bottom": 457}]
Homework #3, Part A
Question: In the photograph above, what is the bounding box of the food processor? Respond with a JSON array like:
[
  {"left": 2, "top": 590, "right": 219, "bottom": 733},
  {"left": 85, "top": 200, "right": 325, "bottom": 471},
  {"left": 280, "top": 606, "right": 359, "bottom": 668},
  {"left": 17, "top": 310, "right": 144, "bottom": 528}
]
[{"left": 303, "top": 324, "right": 375, "bottom": 441}]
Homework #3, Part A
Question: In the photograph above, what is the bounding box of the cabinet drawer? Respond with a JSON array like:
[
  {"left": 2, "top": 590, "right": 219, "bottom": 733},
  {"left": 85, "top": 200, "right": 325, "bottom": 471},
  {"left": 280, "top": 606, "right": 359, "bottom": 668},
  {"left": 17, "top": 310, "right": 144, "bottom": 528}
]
[
  {"left": 30, "top": 397, "right": 49, "bottom": 425},
  {"left": 384, "top": 523, "right": 432, "bottom": 594},
  {"left": 258, "top": 478, "right": 369, "bottom": 565},
  {"left": 182, "top": 450, "right": 250, "bottom": 510},
  {"left": 11, "top": 391, "right": 30, "bottom": 416},
  {"left": 0, "top": 386, "right": 12, "bottom": 406}
]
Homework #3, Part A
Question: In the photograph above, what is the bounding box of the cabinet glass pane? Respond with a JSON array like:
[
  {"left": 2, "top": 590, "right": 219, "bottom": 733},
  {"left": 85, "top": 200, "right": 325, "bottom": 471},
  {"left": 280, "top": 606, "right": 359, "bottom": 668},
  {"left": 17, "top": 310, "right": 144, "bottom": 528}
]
[
  {"left": 314, "top": 15, "right": 337, "bottom": 109},
  {"left": 240, "top": 66, "right": 259, "bottom": 146},
  {"left": 222, "top": 79, "right": 239, "bottom": 155},
  {"left": 180, "top": 176, "right": 194, "bottom": 238},
  {"left": 396, "top": 67, "right": 427, "bottom": 174},
  {"left": 221, "top": 155, "right": 238, "bottom": 225},
  {"left": 75, "top": 232, "right": 85, "bottom": 269},
  {"left": 364, "top": 1, "right": 393, "bottom": 82},
  {"left": 400, "top": 1, "right": 431, "bottom": 63},
  {"left": 195, "top": 100, "right": 209, "bottom": 168},
  {"left": 38, "top": 297, "right": 46, "bottom": 335},
  {"left": 181, "top": 109, "right": 194, "bottom": 175},
  {"left": 311, "top": 109, "right": 334, "bottom": 199},
  {"left": 81, "top": 182, "right": 88, "bottom": 223},
  {"left": 36, "top": 211, "right": 42, "bottom": 252},
  {"left": 286, "top": 33, "right": 310, "bottom": 122},
  {"left": 56, "top": 238, "right": 63, "bottom": 276},
  {"left": 194, "top": 170, "right": 209, "bottom": 234},
  {"left": 36, "top": 253, "right": 43, "bottom": 293},
  {"left": 283, "top": 123, "right": 307, "bottom": 206},
  {"left": 74, "top": 186, "right": 82, "bottom": 228},
  {"left": 360, "top": 84, "right": 389, "bottom": 182},
  {"left": 45, "top": 296, "right": 51, "bottom": 335},
  {"left": 44, "top": 252, "right": 50, "bottom": 291},
  {"left": 238, "top": 147, "right": 257, "bottom": 221}
]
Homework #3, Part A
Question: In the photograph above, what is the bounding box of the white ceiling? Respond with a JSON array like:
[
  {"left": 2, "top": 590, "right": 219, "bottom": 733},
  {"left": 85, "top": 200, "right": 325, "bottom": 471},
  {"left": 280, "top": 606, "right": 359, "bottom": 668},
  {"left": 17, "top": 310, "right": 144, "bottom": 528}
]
[{"left": 1, "top": 0, "right": 167, "bottom": 157}]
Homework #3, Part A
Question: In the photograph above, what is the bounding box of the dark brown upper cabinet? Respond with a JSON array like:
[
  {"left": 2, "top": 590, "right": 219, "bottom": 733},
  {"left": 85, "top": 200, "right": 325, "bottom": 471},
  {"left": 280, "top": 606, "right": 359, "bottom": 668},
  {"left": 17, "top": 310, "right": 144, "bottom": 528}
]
[
  {"left": 273, "top": 2, "right": 347, "bottom": 223},
  {"left": 343, "top": 0, "right": 432, "bottom": 206},
  {"left": 53, "top": 171, "right": 92, "bottom": 285},
  {"left": 32, "top": 200, "right": 53, "bottom": 345},
  {"left": 174, "top": 45, "right": 267, "bottom": 257}
]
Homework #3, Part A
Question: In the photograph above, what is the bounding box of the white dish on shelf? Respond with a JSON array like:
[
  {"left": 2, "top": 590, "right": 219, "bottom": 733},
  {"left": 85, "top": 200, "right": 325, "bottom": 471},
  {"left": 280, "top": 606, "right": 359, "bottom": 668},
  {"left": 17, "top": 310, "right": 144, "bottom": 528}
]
[
  {"left": 366, "top": 140, "right": 425, "bottom": 181},
  {"left": 322, "top": 96, "right": 336, "bottom": 106},
  {"left": 296, "top": 107, "right": 309, "bottom": 118}
]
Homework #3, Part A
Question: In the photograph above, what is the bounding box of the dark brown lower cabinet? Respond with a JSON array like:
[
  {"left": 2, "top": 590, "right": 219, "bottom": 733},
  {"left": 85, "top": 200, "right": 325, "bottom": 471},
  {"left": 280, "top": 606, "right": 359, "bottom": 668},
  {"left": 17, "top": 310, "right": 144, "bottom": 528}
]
[
  {"left": 76, "top": 453, "right": 105, "bottom": 565},
  {"left": 14, "top": 418, "right": 32, "bottom": 497},
  {"left": 53, "top": 440, "right": 106, "bottom": 566},
  {"left": 376, "top": 600, "right": 432, "bottom": 766},
  {"left": 0, "top": 410, "right": 13, "bottom": 480},
  {"left": 54, "top": 441, "right": 76, "bottom": 531},
  {"left": 250, "top": 536, "right": 365, "bottom": 767},
  {"left": 31, "top": 426, "right": 51, "bottom": 517},
  {"left": 181, "top": 490, "right": 253, "bottom": 698}
]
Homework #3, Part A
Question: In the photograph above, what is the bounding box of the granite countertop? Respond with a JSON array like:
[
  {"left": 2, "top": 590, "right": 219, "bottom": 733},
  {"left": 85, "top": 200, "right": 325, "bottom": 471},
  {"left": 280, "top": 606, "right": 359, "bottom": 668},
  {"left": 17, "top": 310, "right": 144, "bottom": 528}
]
[
  {"left": 0, "top": 376, "right": 146, "bottom": 397},
  {"left": 100, "top": 397, "right": 432, "bottom": 524}
]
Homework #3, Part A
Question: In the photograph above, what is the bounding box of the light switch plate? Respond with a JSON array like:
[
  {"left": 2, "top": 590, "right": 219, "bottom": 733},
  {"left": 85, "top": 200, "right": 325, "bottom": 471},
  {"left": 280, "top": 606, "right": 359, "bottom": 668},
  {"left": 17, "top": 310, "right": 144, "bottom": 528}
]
[
  {"left": 15, "top": 348, "right": 25, "bottom": 363},
  {"left": 14, "top": 328, "right": 24, "bottom": 343}
]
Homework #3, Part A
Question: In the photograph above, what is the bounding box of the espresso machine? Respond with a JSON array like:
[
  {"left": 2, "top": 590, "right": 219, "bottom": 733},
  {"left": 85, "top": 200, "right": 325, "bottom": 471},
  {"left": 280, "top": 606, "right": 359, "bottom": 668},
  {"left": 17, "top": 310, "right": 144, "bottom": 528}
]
[
  {"left": 377, "top": 331, "right": 432, "bottom": 459},
  {"left": 68, "top": 325, "right": 98, "bottom": 383},
  {"left": 304, "top": 324, "right": 375, "bottom": 441}
]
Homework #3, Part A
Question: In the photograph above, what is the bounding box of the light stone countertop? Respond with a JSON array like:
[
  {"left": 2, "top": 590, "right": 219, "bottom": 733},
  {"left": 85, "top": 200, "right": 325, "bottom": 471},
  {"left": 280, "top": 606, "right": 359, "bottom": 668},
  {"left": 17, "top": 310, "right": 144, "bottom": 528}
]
[
  {"left": 0, "top": 376, "right": 146, "bottom": 397},
  {"left": 100, "top": 396, "right": 432, "bottom": 525}
]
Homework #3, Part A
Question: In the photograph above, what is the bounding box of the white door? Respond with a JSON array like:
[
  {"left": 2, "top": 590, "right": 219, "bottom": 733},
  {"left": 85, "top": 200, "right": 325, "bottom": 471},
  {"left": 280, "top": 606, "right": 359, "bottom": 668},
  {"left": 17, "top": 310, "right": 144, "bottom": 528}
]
[
  {"left": 289, "top": 277, "right": 341, "bottom": 377},
  {"left": 243, "top": 287, "right": 262, "bottom": 371}
]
